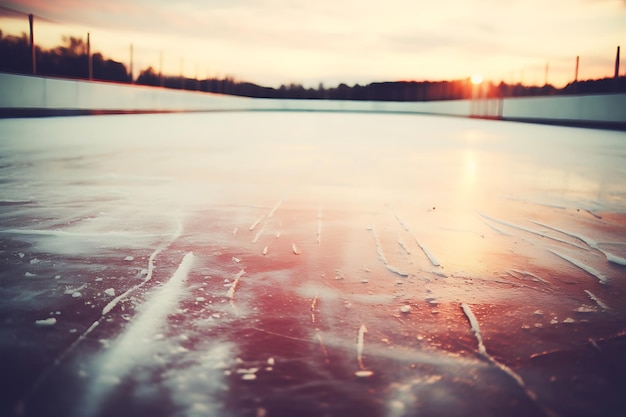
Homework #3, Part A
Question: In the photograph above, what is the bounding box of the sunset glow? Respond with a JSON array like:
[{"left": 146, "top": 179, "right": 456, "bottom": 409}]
[
  {"left": 0, "top": 1, "right": 625, "bottom": 87},
  {"left": 470, "top": 74, "right": 484, "bottom": 85}
]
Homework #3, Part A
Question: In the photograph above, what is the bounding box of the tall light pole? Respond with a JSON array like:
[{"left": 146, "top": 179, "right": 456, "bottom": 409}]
[
  {"left": 615, "top": 46, "right": 621, "bottom": 79},
  {"left": 28, "top": 14, "right": 36, "bottom": 75},
  {"left": 180, "top": 58, "right": 184, "bottom": 89},
  {"left": 129, "top": 44, "right": 134, "bottom": 83},
  {"left": 87, "top": 32, "right": 92, "bottom": 80},
  {"left": 159, "top": 50, "right": 163, "bottom": 87}
]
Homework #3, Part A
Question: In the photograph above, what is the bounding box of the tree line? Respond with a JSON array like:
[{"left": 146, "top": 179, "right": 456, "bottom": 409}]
[{"left": 1, "top": 31, "right": 624, "bottom": 101}]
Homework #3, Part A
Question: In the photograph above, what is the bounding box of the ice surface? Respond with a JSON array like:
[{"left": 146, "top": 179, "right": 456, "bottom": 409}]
[{"left": 1, "top": 112, "right": 625, "bottom": 417}]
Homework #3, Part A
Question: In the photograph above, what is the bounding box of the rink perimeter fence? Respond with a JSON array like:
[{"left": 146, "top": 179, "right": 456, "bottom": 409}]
[{"left": 1, "top": 73, "right": 626, "bottom": 130}]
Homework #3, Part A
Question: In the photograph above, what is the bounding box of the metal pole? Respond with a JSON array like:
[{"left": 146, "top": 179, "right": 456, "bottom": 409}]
[
  {"left": 615, "top": 46, "right": 620, "bottom": 79},
  {"left": 29, "top": 14, "right": 36, "bottom": 74},
  {"left": 159, "top": 50, "right": 163, "bottom": 87},
  {"left": 129, "top": 43, "right": 134, "bottom": 83},
  {"left": 544, "top": 62, "right": 549, "bottom": 86},
  {"left": 87, "top": 32, "right": 92, "bottom": 80},
  {"left": 574, "top": 55, "right": 579, "bottom": 83}
]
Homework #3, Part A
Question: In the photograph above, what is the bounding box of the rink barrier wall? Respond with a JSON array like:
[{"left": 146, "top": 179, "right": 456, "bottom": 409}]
[{"left": 1, "top": 73, "right": 625, "bottom": 129}]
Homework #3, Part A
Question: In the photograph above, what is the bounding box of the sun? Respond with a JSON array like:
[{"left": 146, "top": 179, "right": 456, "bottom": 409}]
[{"left": 470, "top": 74, "right": 483, "bottom": 85}]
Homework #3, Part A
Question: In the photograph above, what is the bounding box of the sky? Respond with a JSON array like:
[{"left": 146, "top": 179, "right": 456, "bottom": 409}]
[{"left": 1, "top": 0, "right": 625, "bottom": 88}]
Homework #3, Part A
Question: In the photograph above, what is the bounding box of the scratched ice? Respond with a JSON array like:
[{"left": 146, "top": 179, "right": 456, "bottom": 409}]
[{"left": 1, "top": 112, "right": 625, "bottom": 417}]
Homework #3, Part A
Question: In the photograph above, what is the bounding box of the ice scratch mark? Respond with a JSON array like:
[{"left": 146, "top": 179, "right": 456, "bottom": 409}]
[
  {"left": 415, "top": 238, "right": 440, "bottom": 267},
  {"left": 477, "top": 216, "right": 511, "bottom": 235},
  {"left": 268, "top": 199, "right": 283, "bottom": 218},
  {"left": 584, "top": 290, "right": 610, "bottom": 311},
  {"left": 395, "top": 214, "right": 410, "bottom": 232},
  {"left": 357, "top": 325, "right": 367, "bottom": 369},
  {"left": 249, "top": 215, "right": 264, "bottom": 231},
  {"left": 262, "top": 246, "right": 268, "bottom": 256},
  {"left": 461, "top": 303, "right": 486, "bottom": 356},
  {"left": 355, "top": 325, "right": 373, "bottom": 377},
  {"left": 461, "top": 303, "right": 557, "bottom": 417},
  {"left": 478, "top": 212, "right": 587, "bottom": 250},
  {"left": 584, "top": 209, "right": 602, "bottom": 219},
  {"left": 510, "top": 269, "right": 550, "bottom": 285},
  {"left": 252, "top": 221, "right": 267, "bottom": 243},
  {"left": 548, "top": 249, "right": 608, "bottom": 284},
  {"left": 102, "top": 217, "right": 183, "bottom": 315},
  {"left": 370, "top": 227, "right": 388, "bottom": 264},
  {"left": 397, "top": 236, "right": 411, "bottom": 254},
  {"left": 292, "top": 243, "right": 301, "bottom": 255},
  {"left": 316, "top": 333, "right": 330, "bottom": 364},
  {"left": 227, "top": 269, "right": 246, "bottom": 308},
  {"left": 317, "top": 206, "right": 322, "bottom": 246},
  {"left": 311, "top": 292, "right": 318, "bottom": 324},
  {"left": 233, "top": 227, "right": 238, "bottom": 236},
  {"left": 80, "top": 253, "right": 195, "bottom": 417},
  {"left": 533, "top": 221, "right": 626, "bottom": 266},
  {"left": 250, "top": 326, "right": 312, "bottom": 343},
  {"left": 369, "top": 227, "right": 409, "bottom": 277}
]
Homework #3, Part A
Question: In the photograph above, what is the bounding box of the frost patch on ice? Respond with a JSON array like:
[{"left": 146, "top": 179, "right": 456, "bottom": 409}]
[
  {"left": 386, "top": 374, "right": 443, "bottom": 417},
  {"left": 163, "top": 342, "right": 234, "bottom": 417},
  {"left": 124, "top": 256, "right": 134, "bottom": 261},
  {"left": 104, "top": 288, "right": 115, "bottom": 297}
]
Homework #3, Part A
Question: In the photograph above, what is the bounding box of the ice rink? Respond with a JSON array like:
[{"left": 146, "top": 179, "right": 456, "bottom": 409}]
[{"left": 1, "top": 111, "right": 625, "bottom": 417}]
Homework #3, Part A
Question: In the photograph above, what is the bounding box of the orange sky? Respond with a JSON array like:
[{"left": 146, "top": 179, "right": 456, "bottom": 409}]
[{"left": 1, "top": 0, "right": 625, "bottom": 88}]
